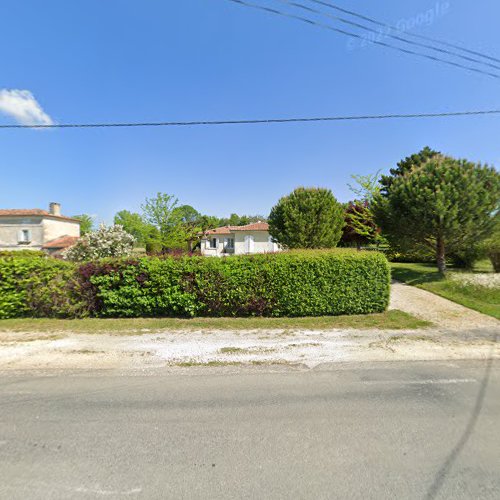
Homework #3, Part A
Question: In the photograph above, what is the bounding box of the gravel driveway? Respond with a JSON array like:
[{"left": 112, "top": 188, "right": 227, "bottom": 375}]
[{"left": 389, "top": 281, "right": 498, "bottom": 330}]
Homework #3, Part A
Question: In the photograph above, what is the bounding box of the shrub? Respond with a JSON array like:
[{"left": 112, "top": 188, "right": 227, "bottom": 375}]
[
  {"left": 483, "top": 235, "right": 500, "bottom": 272},
  {"left": 269, "top": 187, "right": 345, "bottom": 249},
  {"left": 0, "top": 250, "right": 47, "bottom": 259},
  {"left": 450, "top": 245, "right": 485, "bottom": 269},
  {"left": 145, "top": 240, "right": 163, "bottom": 255},
  {"left": 0, "top": 255, "right": 80, "bottom": 319},
  {"left": 383, "top": 246, "right": 434, "bottom": 263},
  {"left": 64, "top": 224, "right": 135, "bottom": 262}
]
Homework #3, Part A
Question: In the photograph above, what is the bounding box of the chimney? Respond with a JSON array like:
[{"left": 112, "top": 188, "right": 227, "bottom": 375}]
[{"left": 49, "top": 202, "right": 61, "bottom": 216}]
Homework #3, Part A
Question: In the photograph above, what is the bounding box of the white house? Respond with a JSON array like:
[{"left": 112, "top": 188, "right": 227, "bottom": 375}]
[
  {"left": 0, "top": 202, "right": 80, "bottom": 254},
  {"left": 200, "top": 222, "right": 281, "bottom": 256}
]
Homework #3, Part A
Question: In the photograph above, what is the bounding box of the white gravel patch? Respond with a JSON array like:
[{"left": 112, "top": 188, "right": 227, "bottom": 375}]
[
  {"left": 449, "top": 272, "right": 500, "bottom": 289},
  {"left": 1, "top": 283, "right": 498, "bottom": 372}
]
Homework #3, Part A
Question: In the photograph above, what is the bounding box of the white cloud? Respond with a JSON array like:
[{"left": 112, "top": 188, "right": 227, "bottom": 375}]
[{"left": 0, "top": 89, "right": 54, "bottom": 126}]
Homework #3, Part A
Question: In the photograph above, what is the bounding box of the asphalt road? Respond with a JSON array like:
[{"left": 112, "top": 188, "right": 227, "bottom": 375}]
[{"left": 1, "top": 361, "right": 499, "bottom": 500}]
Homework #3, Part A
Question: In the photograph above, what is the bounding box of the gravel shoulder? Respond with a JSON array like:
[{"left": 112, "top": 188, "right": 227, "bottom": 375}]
[{"left": 0, "top": 283, "right": 498, "bottom": 372}]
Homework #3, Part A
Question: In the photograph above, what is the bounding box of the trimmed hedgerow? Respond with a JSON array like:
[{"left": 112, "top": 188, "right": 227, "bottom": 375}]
[
  {"left": 0, "top": 249, "right": 390, "bottom": 318},
  {"left": 0, "top": 255, "right": 81, "bottom": 319},
  {"left": 84, "top": 250, "right": 390, "bottom": 318}
]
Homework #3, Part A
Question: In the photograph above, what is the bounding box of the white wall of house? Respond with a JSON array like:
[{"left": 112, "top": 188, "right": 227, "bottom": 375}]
[
  {"left": 201, "top": 231, "right": 280, "bottom": 256},
  {"left": 201, "top": 234, "right": 234, "bottom": 256},
  {"left": 233, "top": 231, "right": 276, "bottom": 255},
  {"left": 0, "top": 216, "right": 80, "bottom": 251}
]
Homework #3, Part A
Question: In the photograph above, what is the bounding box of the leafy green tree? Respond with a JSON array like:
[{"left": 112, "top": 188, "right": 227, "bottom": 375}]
[
  {"left": 217, "top": 213, "right": 267, "bottom": 227},
  {"left": 268, "top": 187, "right": 345, "bottom": 249},
  {"left": 114, "top": 210, "right": 155, "bottom": 246},
  {"left": 172, "top": 205, "right": 203, "bottom": 250},
  {"left": 198, "top": 215, "right": 221, "bottom": 232},
  {"left": 375, "top": 155, "right": 500, "bottom": 273},
  {"left": 141, "top": 193, "right": 184, "bottom": 248},
  {"left": 173, "top": 205, "right": 200, "bottom": 224},
  {"left": 343, "top": 172, "right": 384, "bottom": 247},
  {"left": 341, "top": 201, "right": 380, "bottom": 249},
  {"left": 72, "top": 214, "right": 94, "bottom": 236},
  {"left": 380, "top": 146, "right": 440, "bottom": 195}
]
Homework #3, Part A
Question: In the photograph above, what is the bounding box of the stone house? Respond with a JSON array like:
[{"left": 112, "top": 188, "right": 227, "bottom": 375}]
[{"left": 0, "top": 202, "right": 80, "bottom": 254}]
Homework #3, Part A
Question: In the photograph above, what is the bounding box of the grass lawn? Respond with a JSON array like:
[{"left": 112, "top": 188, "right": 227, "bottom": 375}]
[
  {"left": 0, "top": 310, "right": 430, "bottom": 334},
  {"left": 391, "top": 262, "right": 500, "bottom": 320}
]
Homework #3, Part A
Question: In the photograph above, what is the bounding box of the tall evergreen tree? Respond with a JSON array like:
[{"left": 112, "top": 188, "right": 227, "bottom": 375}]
[
  {"left": 375, "top": 155, "right": 500, "bottom": 273},
  {"left": 380, "top": 146, "right": 440, "bottom": 195}
]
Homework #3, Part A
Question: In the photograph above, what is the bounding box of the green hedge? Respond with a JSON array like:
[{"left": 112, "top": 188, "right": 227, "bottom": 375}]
[
  {"left": 0, "top": 255, "right": 78, "bottom": 319},
  {"left": 0, "top": 250, "right": 390, "bottom": 319}
]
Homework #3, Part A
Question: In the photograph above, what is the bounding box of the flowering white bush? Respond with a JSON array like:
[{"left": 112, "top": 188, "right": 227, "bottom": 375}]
[{"left": 64, "top": 224, "right": 136, "bottom": 262}]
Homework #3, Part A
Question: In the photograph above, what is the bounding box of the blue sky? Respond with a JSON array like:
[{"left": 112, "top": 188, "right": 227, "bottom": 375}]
[{"left": 1, "top": 0, "right": 499, "bottom": 222}]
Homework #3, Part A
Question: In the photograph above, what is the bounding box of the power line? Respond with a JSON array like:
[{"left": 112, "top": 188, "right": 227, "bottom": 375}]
[
  {"left": 224, "top": 0, "right": 500, "bottom": 80},
  {"left": 2, "top": 109, "right": 500, "bottom": 129},
  {"left": 279, "top": 0, "right": 500, "bottom": 72},
  {"left": 306, "top": 0, "right": 500, "bottom": 65}
]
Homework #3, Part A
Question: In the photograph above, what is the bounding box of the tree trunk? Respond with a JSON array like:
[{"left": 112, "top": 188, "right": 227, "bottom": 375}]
[{"left": 436, "top": 236, "right": 446, "bottom": 274}]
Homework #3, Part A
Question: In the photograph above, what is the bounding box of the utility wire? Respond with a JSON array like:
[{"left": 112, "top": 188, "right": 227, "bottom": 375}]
[
  {"left": 279, "top": 0, "right": 500, "bottom": 72},
  {"left": 307, "top": 0, "right": 500, "bottom": 65},
  {"left": 224, "top": 0, "right": 500, "bottom": 80},
  {"left": 2, "top": 109, "right": 500, "bottom": 129}
]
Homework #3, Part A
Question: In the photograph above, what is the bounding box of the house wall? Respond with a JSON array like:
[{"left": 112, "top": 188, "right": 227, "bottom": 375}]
[
  {"left": 234, "top": 231, "right": 279, "bottom": 255},
  {"left": 201, "top": 234, "right": 232, "bottom": 256},
  {"left": 42, "top": 218, "right": 80, "bottom": 241},
  {"left": 201, "top": 231, "right": 281, "bottom": 257},
  {"left": 0, "top": 216, "right": 80, "bottom": 251},
  {"left": 0, "top": 216, "right": 45, "bottom": 250}
]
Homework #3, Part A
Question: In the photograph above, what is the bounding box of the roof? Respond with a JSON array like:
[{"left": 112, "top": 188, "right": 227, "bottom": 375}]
[
  {"left": 0, "top": 209, "right": 80, "bottom": 223},
  {"left": 232, "top": 222, "right": 269, "bottom": 231},
  {"left": 42, "top": 235, "right": 80, "bottom": 249},
  {"left": 203, "top": 222, "right": 269, "bottom": 235}
]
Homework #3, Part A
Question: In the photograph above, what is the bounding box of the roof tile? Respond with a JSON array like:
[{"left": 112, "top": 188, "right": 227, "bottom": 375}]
[
  {"left": 0, "top": 209, "right": 80, "bottom": 223},
  {"left": 42, "top": 236, "right": 80, "bottom": 249},
  {"left": 204, "top": 222, "right": 269, "bottom": 235}
]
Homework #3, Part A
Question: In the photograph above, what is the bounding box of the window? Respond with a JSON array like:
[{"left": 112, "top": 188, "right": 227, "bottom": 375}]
[
  {"left": 18, "top": 229, "right": 31, "bottom": 244},
  {"left": 209, "top": 237, "right": 217, "bottom": 249},
  {"left": 226, "top": 238, "right": 234, "bottom": 249}
]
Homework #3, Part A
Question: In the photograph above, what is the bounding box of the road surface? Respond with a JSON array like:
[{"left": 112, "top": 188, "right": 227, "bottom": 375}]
[{"left": 1, "top": 360, "right": 499, "bottom": 499}]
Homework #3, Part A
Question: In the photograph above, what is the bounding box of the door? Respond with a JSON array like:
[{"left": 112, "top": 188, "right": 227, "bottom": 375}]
[
  {"left": 244, "top": 235, "right": 254, "bottom": 253},
  {"left": 268, "top": 235, "right": 275, "bottom": 252}
]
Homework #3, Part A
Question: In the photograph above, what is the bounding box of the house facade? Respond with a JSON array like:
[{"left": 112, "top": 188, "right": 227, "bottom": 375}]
[
  {"left": 0, "top": 203, "right": 80, "bottom": 254},
  {"left": 200, "top": 222, "right": 280, "bottom": 256}
]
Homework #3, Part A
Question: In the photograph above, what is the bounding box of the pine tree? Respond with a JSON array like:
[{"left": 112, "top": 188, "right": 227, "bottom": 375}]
[
  {"left": 375, "top": 155, "right": 500, "bottom": 273},
  {"left": 380, "top": 146, "right": 440, "bottom": 195}
]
